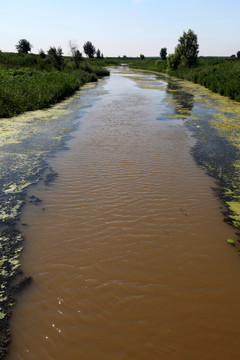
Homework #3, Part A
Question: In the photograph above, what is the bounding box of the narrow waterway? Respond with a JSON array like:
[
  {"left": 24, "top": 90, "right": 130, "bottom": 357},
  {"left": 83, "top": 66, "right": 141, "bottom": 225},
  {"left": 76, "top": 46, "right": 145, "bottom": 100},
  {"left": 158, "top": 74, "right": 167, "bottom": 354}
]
[{"left": 6, "top": 68, "right": 240, "bottom": 360}]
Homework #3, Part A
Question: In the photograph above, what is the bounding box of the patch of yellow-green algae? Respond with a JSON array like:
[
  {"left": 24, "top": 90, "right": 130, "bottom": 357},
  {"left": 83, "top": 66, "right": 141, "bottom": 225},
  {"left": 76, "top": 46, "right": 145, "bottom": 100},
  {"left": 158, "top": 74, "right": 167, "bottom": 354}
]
[
  {"left": 121, "top": 69, "right": 167, "bottom": 91},
  {"left": 142, "top": 70, "right": 240, "bottom": 229},
  {"left": 0, "top": 89, "right": 90, "bottom": 225},
  {"left": 226, "top": 201, "right": 240, "bottom": 228},
  {"left": 211, "top": 112, "right": 240, "bottom": 148},
  {"left": 202, "top": 98, "right": 240, "bottom": 227}
]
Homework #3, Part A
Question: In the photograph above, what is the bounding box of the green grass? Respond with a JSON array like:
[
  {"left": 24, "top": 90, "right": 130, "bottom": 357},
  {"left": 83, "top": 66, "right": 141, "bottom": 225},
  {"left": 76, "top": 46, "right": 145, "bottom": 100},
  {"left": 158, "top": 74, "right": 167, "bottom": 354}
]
[
  {"left": 128, "top": 57, "right": 240, "bottom": 102},
  {"left": 127, "top": 58, "right": 168, "bottom": 73},
  {"left": 168, "top": 57, "right": 240, "bottom": 102},
  {"left": 0, "top": 70, "right": 98, "bottom": 117},
  {"left": 0, "top": 51, "right": 45, "bottom": 69},
  {"left": 0, "top": 52, "right": 110, "bottom": 118}
]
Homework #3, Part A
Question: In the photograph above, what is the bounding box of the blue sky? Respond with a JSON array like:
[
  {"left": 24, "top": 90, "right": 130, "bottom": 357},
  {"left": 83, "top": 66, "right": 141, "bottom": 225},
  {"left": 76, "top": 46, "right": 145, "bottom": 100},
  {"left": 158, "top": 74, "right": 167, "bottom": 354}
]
[{"left": 0, "top": 0, "right": 239, "bottom": 57}]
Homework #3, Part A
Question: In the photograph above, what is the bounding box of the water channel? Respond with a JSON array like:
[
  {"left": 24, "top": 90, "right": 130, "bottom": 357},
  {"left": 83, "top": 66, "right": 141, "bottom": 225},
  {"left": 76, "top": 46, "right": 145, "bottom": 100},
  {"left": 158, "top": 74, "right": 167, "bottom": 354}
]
[{"left": 5, "top": 68, "right": 240, "bottom": 359}]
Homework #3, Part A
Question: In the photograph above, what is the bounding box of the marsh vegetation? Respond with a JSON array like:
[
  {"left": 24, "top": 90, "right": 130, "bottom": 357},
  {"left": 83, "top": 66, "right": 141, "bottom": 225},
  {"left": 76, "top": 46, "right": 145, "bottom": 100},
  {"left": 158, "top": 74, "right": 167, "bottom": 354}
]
[{"left": 0, "top": 51, "right": 110, "bottom": 118}]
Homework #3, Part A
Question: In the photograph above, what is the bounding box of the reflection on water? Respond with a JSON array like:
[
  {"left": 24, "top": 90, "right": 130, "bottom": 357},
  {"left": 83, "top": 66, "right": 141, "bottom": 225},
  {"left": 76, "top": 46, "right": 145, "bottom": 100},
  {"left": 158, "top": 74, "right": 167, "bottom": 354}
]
[
  {"left": 6, "top": 68, "right": 240, "bottom": 360},
  {"left": 167, "top": 80, "right": 194, "bottom": 116}
]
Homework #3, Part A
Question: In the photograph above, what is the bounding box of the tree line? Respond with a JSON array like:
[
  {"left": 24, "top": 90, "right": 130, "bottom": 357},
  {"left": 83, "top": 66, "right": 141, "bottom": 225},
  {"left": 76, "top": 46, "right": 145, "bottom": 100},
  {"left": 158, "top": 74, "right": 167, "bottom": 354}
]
[
  {"left": 15, "top": 31, "right": 240, "bottom": 72},
  {"left": 15, "top": 39, "right": 103, "bottom": 70}
]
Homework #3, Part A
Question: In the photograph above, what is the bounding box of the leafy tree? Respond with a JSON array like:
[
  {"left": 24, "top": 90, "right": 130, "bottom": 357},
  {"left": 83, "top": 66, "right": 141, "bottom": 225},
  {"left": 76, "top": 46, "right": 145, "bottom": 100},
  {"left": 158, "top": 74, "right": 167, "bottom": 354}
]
[
  {"left": 83, "top": 41, "right": 96, "bottom": 58},
  {"left": 69, "top": 42, "right": 82, "bottom": 68},
  {"left": 47, "top": 46, "right": 64, "bottom": 70},
  {"left": 39, "top": 49, "right": 46, "bottom": 59},
  {"left": 73, "top": 50, "right": 82, "bottom": 68},
  {"left": 16, "top": 39, "right": 32, "bottom": 54},
  {"left": 96, "top": 49, "right": 101, "bottom": 59},
  {"left": 167, "top": 53, "right": 181, "bottom": 70},
  {"left": 167, "top": 29, "right": 199, "bottom": 70},
  {"left": 140, "top": 54, "right": 145, "bottom": 60},
  {"left": 237, "top": 51, "right": 240, "bottom": 59},
  {"left": 160, "top": 47, "right": 167, "bottom": 60},
  {"left": 175, "top": 29, "right": 199, "bottom": 67}
]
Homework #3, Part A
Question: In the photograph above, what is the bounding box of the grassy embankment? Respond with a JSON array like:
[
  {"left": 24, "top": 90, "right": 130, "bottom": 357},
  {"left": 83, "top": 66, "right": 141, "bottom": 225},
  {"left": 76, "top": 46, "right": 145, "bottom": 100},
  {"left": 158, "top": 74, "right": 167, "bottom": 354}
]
[
  {"left": 128, "top": 57, "right": 240, "bottom": 102},
  {"left": 0, "top": 52, "right": 112, "bottom": 118}
]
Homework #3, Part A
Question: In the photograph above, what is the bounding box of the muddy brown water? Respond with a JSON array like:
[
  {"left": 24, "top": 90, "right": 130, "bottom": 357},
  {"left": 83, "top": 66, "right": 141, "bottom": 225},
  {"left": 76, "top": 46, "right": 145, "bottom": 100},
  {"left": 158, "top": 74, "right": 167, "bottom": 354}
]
[{"left": 6, "top": 68, "right": 240, "bottom": 360}]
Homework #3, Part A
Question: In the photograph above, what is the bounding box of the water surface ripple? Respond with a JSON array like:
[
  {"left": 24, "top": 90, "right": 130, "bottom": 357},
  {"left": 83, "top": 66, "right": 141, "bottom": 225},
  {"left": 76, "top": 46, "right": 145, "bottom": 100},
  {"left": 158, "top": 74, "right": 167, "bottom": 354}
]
[{"left": 7, "top": 68, "right": 240, "bottom": 360}]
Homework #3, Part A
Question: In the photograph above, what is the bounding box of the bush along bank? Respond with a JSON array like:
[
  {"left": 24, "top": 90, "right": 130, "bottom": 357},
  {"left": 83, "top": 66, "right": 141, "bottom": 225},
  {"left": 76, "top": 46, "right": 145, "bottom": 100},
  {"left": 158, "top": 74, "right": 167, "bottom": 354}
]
[
  {"left": 0, "top": 53, "right": 110, "bottom": 118},
  {"left": 168, "top": 57, "right": 240, "bottom": 102},
  {"left": 128, "top": 57, "right": 240, "bottom": 103}
]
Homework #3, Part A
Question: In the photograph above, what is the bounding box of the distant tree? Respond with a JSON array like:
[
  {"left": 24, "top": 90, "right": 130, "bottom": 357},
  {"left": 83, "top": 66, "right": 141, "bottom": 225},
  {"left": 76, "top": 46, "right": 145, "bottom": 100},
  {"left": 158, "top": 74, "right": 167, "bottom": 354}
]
[
  {"left": 140, "top": 54, "right": 145, "bottom": 60},
  {"left": 231, "top": 54, "right": 236, "bottom": 58},
  {"left": 69, "top": 41, "right": 82, "bottom": 68},
  {"left": 39, "top": 49, "right": 46, "bottom": 59},
  {"left": 47, "top": 46, "right": 64, "bottom": 70},
  {"left": 16, "top": 39, "right": 32, "bottom": 54},
  {"left": 175, "top": 29, "right": 199, "bottom": 67},
  {"left": 168, "top": 29, "right": 199, "bottom": 70},
  {"left": 96, "top": 49, "right": 101, "bottom": 59},
  {"left": 73, "top": 50, "right": 82, "bottom": 68},
  {"left": 83, "top": 41, "right": 96, "bottom": 58},
  {"left": 160, "top": 47, "right": 167, "bottom": 60},
  {"left": 237, "top": 51, "right": 240, "bottom": 59}
]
